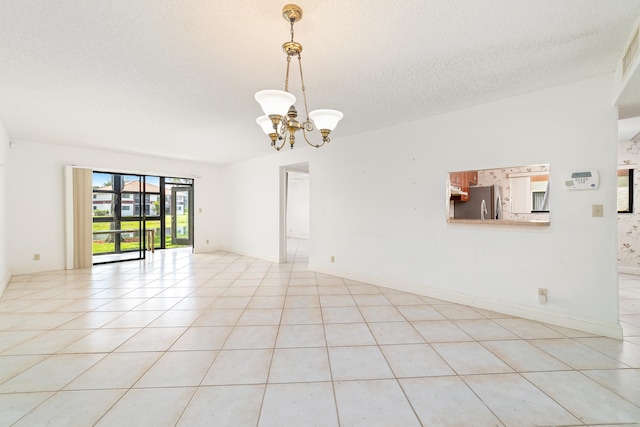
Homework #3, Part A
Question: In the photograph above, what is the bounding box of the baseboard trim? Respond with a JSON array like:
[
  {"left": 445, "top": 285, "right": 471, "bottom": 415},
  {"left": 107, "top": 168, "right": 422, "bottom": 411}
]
[
  {"left": 287, "top": 234, "right": 309, "bottom": 239},
  {"left": 221, "top": 247, "right": 279, "bottom": 263},
  {"left": 309, "top": 264, "right": 623, "bottom": 340},
  {"left": 0, "top": 268, "right": 11, "bottom": 297},
  {"left": 11, "top": 263, "right": 66, "bottom": 276},
  {"left": 193, "top": 245, "right": 224, "bottom": 254},
  {"left": 618, "top": 266, "right": 640, "bottom": 276}
]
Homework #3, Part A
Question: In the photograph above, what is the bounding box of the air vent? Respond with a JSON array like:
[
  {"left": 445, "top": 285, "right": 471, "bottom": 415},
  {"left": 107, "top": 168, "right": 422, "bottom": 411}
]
[{"left": 623, "top": 27, "right": 639, "bottom": 78}]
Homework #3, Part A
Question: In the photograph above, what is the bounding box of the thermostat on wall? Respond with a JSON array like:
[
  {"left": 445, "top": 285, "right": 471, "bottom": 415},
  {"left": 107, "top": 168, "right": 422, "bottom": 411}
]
[{"left": 564, "top": 170, "right": 599, "bottom": 190}]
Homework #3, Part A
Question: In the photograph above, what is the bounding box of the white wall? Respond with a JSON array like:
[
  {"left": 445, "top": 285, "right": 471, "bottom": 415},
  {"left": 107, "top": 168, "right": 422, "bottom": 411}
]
[
  {"left": 0, "top": 120, "right": 11, "bottom": 295},
  {"left": 223, "top": 75, "right": 621, "bottom": 338},
  {"left": 8, "top": 140, "right": 225, "bottom": 274}
]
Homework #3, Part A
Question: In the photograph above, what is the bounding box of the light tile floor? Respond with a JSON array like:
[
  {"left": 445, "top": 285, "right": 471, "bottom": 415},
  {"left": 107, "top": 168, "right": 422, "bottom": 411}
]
[{"left": 1, "top": 239, "right": 639, "bottom": 426}]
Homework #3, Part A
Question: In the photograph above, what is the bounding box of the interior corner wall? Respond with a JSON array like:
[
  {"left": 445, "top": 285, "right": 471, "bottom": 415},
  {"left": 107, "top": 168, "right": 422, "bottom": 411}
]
[
  {"left": 7, "top": 141, "right": 225, "bottom": 275},
  {"left": 224, "top": 74, "right": 621, "bottom": 338},
  {"left": 220, "top": 148, "right": 315, "bottom": 262},
  {"left": 617, "top": 139, "right": 640, "bottom": 273},
  {"left": 0, "top": 120, "right": 11, "bottom": 295}
]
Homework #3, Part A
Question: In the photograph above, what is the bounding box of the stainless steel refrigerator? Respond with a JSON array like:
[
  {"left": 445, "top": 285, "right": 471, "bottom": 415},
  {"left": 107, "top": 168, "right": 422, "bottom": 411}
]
[{"left": 453, "top": 185, "right": 495, "bottom": 220}]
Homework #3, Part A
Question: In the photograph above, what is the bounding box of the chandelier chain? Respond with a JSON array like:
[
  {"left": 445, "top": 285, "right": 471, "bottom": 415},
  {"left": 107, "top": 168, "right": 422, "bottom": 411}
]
[
  {"left": 284, "top": 55, "right": 291, "bottom": 92},
  {"left": 297, "top": 55, "right": 311, "bottom": 127}
]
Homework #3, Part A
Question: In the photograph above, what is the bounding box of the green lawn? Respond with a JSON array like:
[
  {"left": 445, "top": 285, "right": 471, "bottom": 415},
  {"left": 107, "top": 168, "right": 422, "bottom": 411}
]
[{"left": 92, "top": 218, "right": 189, "bottom": 254}]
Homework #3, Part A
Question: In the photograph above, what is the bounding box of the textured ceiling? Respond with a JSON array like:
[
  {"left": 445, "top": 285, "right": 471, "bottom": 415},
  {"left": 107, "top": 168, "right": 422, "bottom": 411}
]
[{"left": 1, "top": 1, "right": 640, "bottom": 164}]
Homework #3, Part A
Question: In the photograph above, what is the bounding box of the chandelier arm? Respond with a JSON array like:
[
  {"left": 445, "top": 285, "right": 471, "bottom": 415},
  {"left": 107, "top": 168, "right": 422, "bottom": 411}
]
[
  {"left": 301, "top": 126, "right": 324, "bottom": 148},
  {"left": 268, "top": 117, "right": 287, "bottom": 151},
  {"left": 274, "top": 139, "right": 287, "bottom": 151},
  {"left": 274, "top": 131, "right": 287, "bottom": 151},
  {"left": 277, "top": 118, "right": 288, "bottom": 136}
]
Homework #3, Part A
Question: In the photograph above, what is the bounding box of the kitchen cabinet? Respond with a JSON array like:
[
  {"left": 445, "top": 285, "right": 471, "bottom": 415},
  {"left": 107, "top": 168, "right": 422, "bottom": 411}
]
[
  {"left": 468, "top": 171, "right": 478, "bottom": 185},
  {"left": 449, "top": 171, "right": 477, "bottom": 201}
]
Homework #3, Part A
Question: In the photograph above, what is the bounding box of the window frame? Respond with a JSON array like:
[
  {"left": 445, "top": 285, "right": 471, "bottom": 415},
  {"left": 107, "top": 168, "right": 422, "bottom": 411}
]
[{"left": 618, "top": 167, "right": 634, "bottom": 214}]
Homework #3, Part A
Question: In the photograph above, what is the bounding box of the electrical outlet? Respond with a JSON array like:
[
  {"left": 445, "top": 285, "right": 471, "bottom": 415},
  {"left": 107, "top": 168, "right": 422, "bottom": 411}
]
[
  {"left": 33, "top": 253, "right": 40, "bottom": 261},
  {"left": 330, "top": 256, "right": 335, "bottom": 263},
  {"left": 538, "top": 288, "right": 548, "bottom": 304},
  {"left": 592, "top": 204, "right": 603, "bottom": 217}
]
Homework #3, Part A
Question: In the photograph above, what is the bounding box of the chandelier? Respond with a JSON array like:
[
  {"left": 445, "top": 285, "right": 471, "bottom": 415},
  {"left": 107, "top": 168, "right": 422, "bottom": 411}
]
[{"left": 255, "top": 4, "right": 343, "bottom": 151}]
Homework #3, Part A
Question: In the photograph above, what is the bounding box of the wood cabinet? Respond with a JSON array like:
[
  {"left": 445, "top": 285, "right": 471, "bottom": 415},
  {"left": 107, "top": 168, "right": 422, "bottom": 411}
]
[
  {"left": 449, "top": 171, "right": 478, "bottom": 202},
  {"left": 468, "top": 171, "right": 478, "bottom": 185},
  {"left": 449, "top": 172, "right": 460, "bottom": 187}
]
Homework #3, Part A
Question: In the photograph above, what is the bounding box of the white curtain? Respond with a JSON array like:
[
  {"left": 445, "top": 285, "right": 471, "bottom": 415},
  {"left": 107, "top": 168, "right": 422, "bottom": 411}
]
[
  {"left": 510, "top": 176, "right": 532, "bottom": 214},
  {"left": 65, "top": 167, "right": 93, "bottom": 269}
]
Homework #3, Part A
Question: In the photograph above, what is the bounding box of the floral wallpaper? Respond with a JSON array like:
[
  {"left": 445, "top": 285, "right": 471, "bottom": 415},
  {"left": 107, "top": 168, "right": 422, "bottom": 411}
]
[
  {"left": 618, "top": 140, "right": 640, "bottom": 269},
  {"left": 477, "top": 164, "right": 550, "bottom": 222}
]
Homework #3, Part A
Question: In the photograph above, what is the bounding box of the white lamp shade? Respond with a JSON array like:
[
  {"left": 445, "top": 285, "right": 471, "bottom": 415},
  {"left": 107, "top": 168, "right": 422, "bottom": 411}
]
[
  {"left": 256, "top": 115, "right": 275, "bottom": 135},
  {"left": 309, "top": 109, "right": 343, "bottom": 131},
  {"left": 255, "top": 90, "right": 296, "bottom": 117}
]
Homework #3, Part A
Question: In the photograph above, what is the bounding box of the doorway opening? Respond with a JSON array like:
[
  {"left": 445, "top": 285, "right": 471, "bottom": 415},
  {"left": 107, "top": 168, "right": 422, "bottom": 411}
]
[
  {"left": 280, "top": 162, "right": 310, "bottom": 264},
  {"left": 91, "top": 172, "right": 194, "bottom": 264},
  {"left": 617, "top": 115, "right": 640, "bottom": 337}
]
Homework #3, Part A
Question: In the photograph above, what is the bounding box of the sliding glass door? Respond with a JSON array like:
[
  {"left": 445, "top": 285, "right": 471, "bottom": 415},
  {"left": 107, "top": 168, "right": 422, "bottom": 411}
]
[
  {"left": 92, "top": 172, "right": 194, "bottom": 264},
  {"left": 92, "top": 173, "right": 145, "bottom": 263},
  {"left": 171, "top": 187, "right": 193, "bottom": 246}
]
